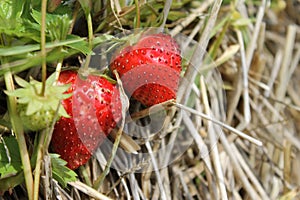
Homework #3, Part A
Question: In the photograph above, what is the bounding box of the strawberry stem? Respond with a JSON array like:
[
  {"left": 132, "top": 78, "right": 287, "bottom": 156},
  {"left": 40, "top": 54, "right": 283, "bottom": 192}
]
[
  {"left": 40, "top": 0, "right": 47, "bottom": 97},
  {"left": 79, "top": 166, "right": 93, "bottom": 187},
  {"left": 93, "top": 128, "right": 123, "bottom": 188},
  {"left": 82, "top": 12, "right": 93, "bottom": 73},
  {"left": 33, "top": 130, "right": 47, "bottom": 200},
  {"left": 134, "top": 0, "right": 140, "bottom": 28},
  {"left": 32, "top": 0, "right": 48, "bottom": 199}
]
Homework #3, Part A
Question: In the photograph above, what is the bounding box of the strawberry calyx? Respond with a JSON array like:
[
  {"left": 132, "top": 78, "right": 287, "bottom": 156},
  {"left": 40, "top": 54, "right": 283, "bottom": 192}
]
[
  {"left": 5, "top": 73, "right": 71, "bottom": 131},
  {"left": 78, "top": 67, "right": 117, "bottom": 84}
]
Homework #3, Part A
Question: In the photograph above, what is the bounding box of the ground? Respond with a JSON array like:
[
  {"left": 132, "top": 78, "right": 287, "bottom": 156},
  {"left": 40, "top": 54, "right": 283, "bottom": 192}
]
[{"left": 0, "top": 0, "right": 300, "bottom": 199}]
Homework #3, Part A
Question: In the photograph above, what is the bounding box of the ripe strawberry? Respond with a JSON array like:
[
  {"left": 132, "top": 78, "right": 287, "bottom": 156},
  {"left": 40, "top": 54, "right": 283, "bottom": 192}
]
[
  {"left": 110, "top": 33, "right": 182, "bottom": 106},
  {"left": 5, "top": 74, "right": 70, "bottom": 131},
  {"left": 51, "top": 70, "right": 122, "bottom": 169}
]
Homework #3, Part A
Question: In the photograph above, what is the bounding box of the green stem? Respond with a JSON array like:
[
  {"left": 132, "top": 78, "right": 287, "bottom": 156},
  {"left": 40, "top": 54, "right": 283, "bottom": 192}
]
[
  {"left": 207, "top": 14, "right": 231, "bottom": 61},
  {"left": 32, "top": 1, "right": 48, "bottom": 199},
  {"left": 93, "top": 129, "right": 123, "bottom": 189},
  {"left": 79, "top": 166, "right": 93, "bottom": 187},
  {"left": 40, "top": 0, "right": 47, "bottom": 96},
  {"left": 134, "top": 0, "right": 140, "bottom": 28},
  {"left": 33, "top": 130, "right": 47, "bottom": 200},
  {"left": 87, "top": 13, "right": 93, "bottom": 50},
  {"left": 82, "top": 12, "right": 93, "bottom": 72},
  {"left": 93, "top": 70, "right": 128, "bottom": 189},
  {"left": 4, "top": 72, "right": 34, "bottom": 200}
]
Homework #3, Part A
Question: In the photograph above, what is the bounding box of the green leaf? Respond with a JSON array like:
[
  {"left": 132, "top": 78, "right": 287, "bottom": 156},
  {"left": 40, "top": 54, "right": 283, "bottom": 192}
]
[
  {"left": 0, "top": 37, "right": 85, "bottom": 56},
  {"left": 93, "top": 34, "right": 116, "bottom": 46},
  {"left": 30, "top": 9, "right": 43, "bottom": 25},
  {"left": 61, "top": 93, "right": 72, "bottom": 99},
  {"left": 17, "top": 97, "right": 30, "bottom": 104},
  {"left": 50, "top": 154, "right": 77, "bottom": 187},
  {"left": 0, "top": 0, "right": 26, "bottom": 20},
  {"left": 0, "top": 47, "right": 79, "bottom": 76},
  {"left": 0, "top": 0, "right": 12, "bottom": 20},
  {"left": 46, "top": 73, "right": 56, "bottom": 86},
  {"left": 209, "top": 13, "right": 231, "bottom": 39},
  {"left": 0, "top": 137, "right": 22, "bottom": 178},
  {"left": 66, "top": 41, "right": 92, "bottom": 55},
  {"left": 47, "top": 98, "right": 60, "bottom": 111},
  {"left": 78, "top": 0, "right": 91, "bottom": 17},
  {"left": 0, "top": 0, "right": 40, "bottom": 42},
  {"left": 0, "top": 119, "right": 12, "bottom": 130},
  {"left": 49, "top": 85, "right": 71, "bottom": 96},
  {"left": 14, "top": 76, "right": 30, "bottom": 88},
  {"left": 0, "top": 44, "right": 38, "bottom": 57},
  {"left": 48, "top": 13, "right": 71, "bottom": 41},
  {"left": 31, "top": 9, "right": 71, "bottom": 41},
  {"left": 26, "top": 100, "right": 43, "bottom": 115},
  {"left": 167, "top": 11, "right": 187, "bottom": 21},
  {"left": 0, "top": 172, "right": 24, "bottom": 192},
  {"left": 10, "top": 0, "right": 26, "bottom": 19},
  {"left": 58, "top": 106, "right": 70, "bottom": 118},
  {"left": 5, "top": 88, "right": 29, "bottom": 98},
  {"left": 65, "top": 35, "right": 92, "bottom": 55}
]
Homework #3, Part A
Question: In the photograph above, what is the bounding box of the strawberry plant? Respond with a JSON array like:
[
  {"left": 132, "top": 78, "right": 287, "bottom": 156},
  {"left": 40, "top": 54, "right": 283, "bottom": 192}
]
[
  {"left": 1, "top": 0, "right": 294, "bottom": 199},
  {"left": 0, "top": 0, "right": 102, "bottom": 198}
]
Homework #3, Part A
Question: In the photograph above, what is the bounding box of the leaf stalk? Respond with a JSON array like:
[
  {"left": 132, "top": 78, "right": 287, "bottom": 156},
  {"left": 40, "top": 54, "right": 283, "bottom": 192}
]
[
  {"left": 40, "top": 0, "right": 48, "bottom": 97},
  {"left": 4, "top": 71, "right": 34, "bottom": 200}
]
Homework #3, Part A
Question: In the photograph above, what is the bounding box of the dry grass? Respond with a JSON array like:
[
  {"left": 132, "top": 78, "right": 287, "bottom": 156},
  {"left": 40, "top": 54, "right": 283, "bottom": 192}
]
[
  {"left": 66, "top": 1, "right": 300, "bottom": 199},
  {"left": 2, "top": 0, "right": 300, "bottom": 199}
]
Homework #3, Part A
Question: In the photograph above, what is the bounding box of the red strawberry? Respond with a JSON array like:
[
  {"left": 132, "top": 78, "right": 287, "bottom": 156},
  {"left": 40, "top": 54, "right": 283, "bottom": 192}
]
[
  {"left": 110, "top": 33, "right": 182, "bottom": 106},
  {"left": 51, "top": 70, "right": 122, "bottom": 169}
]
